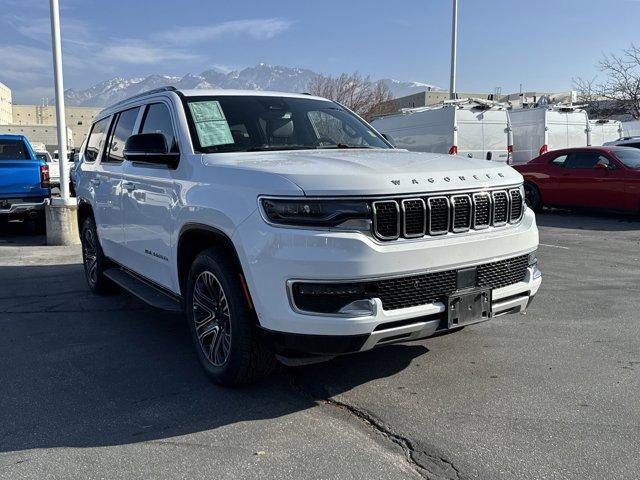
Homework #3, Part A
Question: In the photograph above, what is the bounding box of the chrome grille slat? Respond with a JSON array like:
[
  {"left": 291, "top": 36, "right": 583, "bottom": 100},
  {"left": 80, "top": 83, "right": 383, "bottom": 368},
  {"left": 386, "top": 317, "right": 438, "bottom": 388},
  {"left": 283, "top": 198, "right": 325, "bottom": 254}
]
[
  {"left": 401, "top": 198, "right": 426, "bottom": 238},
  {"left": 491, "top": 191, "right": 509, "bottom": 226},
  {"left": 372, "top": 200, "right": 400, "bottom": 240},
  {"left": 451, "top": 195, "right": 472, "bottom": 232},
  {"left": 427, "top": 196, "right": 450, "bottom": 235},
  {"left": 509, "top": 188, "right": 523, "bottom": 223},
  {"left": 472, "top": 192, "right": 491, "bottom": 229}
]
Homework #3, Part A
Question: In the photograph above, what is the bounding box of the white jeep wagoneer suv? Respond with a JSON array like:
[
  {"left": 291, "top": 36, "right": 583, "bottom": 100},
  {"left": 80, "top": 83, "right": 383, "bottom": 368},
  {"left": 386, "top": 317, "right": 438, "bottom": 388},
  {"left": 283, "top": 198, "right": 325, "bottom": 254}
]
[{"left": 75, "top": 87, "right": 541, "bottom": 385}]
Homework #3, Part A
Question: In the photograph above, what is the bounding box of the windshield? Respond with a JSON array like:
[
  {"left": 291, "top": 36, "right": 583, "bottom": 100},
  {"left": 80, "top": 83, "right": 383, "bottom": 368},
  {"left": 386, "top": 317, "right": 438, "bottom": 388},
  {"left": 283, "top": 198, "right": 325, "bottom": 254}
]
[
  {"left": 0, "top": 139, "right": 30, "bottom": 160},
  {"left": 613, "top": 147, "right": 640, "bottom": 169},
  {"left": 184, "top": 96, "right": 391, "bottom": 153}
]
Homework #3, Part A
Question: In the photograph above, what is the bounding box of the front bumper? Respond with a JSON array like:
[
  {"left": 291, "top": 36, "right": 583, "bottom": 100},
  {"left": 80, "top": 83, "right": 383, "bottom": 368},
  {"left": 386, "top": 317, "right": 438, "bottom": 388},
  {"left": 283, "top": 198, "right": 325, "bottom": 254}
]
[{"left": 234, "top": 208, "right": 541, "bottom": 342}]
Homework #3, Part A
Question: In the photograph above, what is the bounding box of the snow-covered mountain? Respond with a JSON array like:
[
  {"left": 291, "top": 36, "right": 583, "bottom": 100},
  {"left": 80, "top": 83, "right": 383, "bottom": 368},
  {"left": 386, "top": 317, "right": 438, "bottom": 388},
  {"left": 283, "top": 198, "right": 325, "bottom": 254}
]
[{"left": 64, "top": 64, "right": 440, "bottom": 107}]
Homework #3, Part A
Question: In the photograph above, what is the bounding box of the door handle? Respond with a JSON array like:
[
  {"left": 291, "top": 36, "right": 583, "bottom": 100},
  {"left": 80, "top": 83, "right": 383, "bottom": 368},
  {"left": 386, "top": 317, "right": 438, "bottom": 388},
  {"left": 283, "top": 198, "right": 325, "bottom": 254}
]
[
  {"left": 122, "top": 181, "right": 137, "bottom": 192},
  {"left": 90, "top": 178, "right": 101, "bottom": 187}
]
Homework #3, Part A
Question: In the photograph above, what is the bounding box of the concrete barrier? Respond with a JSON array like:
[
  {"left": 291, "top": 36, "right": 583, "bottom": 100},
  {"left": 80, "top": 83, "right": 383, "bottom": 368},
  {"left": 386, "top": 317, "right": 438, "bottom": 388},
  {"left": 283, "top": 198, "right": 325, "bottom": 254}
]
[{"left": 45, "top": 203, "right": 80, "bottom": 246}]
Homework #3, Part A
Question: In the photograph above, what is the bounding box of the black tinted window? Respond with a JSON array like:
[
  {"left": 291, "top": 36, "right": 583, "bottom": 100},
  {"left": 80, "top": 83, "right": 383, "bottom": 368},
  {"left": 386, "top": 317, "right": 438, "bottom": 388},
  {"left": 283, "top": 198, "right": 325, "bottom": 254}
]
[
  {"left": 550, "top": 154, "right": 567, "bottom": 167},
  {"left": 0, "top": 139, "right": 30, "bottom": 160},
  {"left": 85, "top": 117, "right": 110, "bottom": 162},
  {"left": 565, "top": 152, "right": 604, "bottom": 169},
  {"left": 106, "top": 107, "right": 140, "bottom": 163},
  {"left": 141, "top": 103, "right": 178, "bottom": 152}
]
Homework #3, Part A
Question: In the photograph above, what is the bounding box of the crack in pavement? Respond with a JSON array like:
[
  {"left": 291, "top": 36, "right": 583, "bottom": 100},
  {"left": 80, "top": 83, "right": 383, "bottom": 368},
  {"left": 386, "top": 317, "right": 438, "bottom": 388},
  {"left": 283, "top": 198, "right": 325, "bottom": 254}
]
[{"left": 287, "top": 374, "right": 461, "bottom": 480}]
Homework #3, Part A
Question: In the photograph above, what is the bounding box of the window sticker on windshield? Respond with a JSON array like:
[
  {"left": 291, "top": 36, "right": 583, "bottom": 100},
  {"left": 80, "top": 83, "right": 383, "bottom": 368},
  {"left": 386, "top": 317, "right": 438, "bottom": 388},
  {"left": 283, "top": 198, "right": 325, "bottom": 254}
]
[{"left": 188, "top": 101, "right": 234, "bottom": 147}]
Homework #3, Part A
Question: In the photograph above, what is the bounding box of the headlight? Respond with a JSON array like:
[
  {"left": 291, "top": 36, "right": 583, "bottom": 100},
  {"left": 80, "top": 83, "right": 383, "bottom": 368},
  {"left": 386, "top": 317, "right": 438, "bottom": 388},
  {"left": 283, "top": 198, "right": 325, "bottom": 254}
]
[{"left": 261, "top": 198, "right": 371, "bottom": 227}]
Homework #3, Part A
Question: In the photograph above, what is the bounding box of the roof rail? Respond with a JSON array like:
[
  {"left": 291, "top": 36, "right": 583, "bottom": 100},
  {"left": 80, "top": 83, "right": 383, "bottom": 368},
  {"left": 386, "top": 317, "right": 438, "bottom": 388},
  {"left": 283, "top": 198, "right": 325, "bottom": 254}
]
[{"left": 106, "top": 86, "right": 178, "bottom": 110}]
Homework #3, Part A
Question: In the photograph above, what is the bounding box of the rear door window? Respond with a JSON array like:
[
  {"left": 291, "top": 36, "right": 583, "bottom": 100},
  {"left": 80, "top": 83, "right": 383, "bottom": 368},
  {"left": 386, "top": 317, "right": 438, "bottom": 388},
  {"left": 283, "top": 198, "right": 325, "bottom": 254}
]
[
  {"left": 565, "top": 152, "right": 605, "bottom": 169},
  {"left": 0, "top": 139, "right": 30, "bottom": 160},
  {"left": 85, "top": 117, "right": 110, "bottom": 162},
  {"left": 104, "top": 107, "right": 140, "bottom": 164},
  {"left": 140, "top": 103, "right": 178, "bottom": 152}
]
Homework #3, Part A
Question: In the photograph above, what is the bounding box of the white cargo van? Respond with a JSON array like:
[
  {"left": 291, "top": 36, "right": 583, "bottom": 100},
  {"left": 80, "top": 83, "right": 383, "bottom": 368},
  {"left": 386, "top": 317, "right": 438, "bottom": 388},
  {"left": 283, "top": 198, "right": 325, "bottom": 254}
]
[
  {"left": 371, "top": 99, "right": 513, "bottom": 162},
  {"left": 508, "top": 104, "right": 590, "bottom": 164},
  {"left": 622, "top": 120, "right": 640, "bottom": 137},
  {"left": 589, "top": 119, "right": 622, "bottom": 146}
]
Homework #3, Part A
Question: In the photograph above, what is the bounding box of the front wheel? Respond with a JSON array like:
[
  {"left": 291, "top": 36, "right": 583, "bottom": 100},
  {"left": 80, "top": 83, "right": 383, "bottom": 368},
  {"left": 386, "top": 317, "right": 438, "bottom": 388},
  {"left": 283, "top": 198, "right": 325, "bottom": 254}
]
[
  {"left": 186, "top": 249, "right": 275, "bottom": 386},
  {"left": 524, "top": 182, "right": 543, "bottom": 213},
  {"left": 80, "top": 217, "right": 116, "bottom": 294}
]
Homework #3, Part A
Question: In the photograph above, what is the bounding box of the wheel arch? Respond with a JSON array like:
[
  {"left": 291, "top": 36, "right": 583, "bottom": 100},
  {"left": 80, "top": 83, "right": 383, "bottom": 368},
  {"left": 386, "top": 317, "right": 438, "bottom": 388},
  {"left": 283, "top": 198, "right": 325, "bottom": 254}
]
[{"left": 176, "top": 223, "right": 246, "bottom": 299}]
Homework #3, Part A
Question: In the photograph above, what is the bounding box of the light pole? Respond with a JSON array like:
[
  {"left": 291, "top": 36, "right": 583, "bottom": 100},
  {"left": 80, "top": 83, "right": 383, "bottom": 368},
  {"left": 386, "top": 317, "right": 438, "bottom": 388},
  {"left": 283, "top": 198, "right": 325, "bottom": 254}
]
[
  {"left": 449, "top": 0, "right": 458, "bottom": 100},
  {"left": 49, "top": 0, "right": 70, "bottom": 203},
  {"left": 46, "top": 0, "right": 79, "bottom": 245}
]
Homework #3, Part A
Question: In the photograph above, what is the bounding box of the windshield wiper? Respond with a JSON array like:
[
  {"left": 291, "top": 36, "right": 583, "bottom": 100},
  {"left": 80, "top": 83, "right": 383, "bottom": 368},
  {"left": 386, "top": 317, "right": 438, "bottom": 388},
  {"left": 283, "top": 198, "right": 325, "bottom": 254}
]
[
  {"left": 317, "top": 143, "right": 374, "bottom": 149},
  {"left": 245, "top": 145, "right": 317, "bottom": 152}
]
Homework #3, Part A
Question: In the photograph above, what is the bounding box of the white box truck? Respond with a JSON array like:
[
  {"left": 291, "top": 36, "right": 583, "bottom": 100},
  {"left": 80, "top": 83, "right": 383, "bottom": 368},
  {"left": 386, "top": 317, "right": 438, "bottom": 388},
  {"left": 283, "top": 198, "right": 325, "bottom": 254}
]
[
  {"left": 370, "top": 99, "right": 513, "bottom": 162},
  {"left": 589, "top": 119, "right": 622, "bottom": 146},
  {"left": 508, "top": 104, "right": 590, "bottom": 164},
  {"left": 622, "top": 120, "right": 640, "bottom": 137}
]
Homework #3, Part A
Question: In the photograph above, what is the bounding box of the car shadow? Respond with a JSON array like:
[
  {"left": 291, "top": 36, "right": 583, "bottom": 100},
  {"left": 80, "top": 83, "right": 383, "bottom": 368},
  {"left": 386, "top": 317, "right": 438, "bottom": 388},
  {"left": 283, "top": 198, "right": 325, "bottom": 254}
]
[
  {"left": 0, "top": 262, "right": 427, "bottom": 454},
  {"left": 535, "top": 208, "right": 640, "bottom": 231},
  {"left": 0, "top": 219, "right": 46, "bottom": 245}
]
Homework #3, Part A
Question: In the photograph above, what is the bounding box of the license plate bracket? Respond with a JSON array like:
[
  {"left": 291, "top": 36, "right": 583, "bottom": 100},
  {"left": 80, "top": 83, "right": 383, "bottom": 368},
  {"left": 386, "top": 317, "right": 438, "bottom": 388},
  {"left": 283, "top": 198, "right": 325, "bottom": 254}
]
[{"left": 447, "top": 288, "right": 491, "bottom": 328}]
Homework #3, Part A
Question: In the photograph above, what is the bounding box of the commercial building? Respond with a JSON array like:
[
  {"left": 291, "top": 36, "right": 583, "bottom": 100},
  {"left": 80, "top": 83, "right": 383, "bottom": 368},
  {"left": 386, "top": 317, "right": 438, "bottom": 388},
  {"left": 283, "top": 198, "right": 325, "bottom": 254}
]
[
  {"left": 0, "top": 124, "right": 74, "bottom": 151},
  {"left": 11, "top": 104, "right": 101, "bottom": 148},
  {"left": 0, "top": 82, "right": 12, "bottom": 124}
]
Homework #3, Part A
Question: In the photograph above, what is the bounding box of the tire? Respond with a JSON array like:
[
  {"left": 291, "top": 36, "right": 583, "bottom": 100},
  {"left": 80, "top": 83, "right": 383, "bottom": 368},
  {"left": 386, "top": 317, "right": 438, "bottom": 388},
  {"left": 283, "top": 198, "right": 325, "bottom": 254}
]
[
  {"left": 80, "top": 216, "right": 116, "bottom": 294},
  {"left": 524, "top": 181, "right": 543, "bottom": 213},
  {"left": 186, "top": 248, "right": 276, "bottom": 386}
]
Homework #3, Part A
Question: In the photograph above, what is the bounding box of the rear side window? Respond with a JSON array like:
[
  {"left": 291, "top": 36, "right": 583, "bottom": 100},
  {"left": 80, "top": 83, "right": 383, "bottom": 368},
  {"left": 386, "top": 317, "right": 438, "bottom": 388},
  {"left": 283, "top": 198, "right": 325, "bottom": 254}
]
[
  {"left": 550, "top": 154, "right": 567, "bottom": 167},
  {"left": 105, "top": 107, "right": 140, "bottom": 163},
  {"left": 85, "top": 117, "right": 110, "bottom": 162},
  {"left": 622, "top": 142, "right": 640, "bottom": 149},
  {"left": 565, "top": 152, "right": 607, "bottom": 169},
  {"left": 0, "top": 139, "right": 30, "bottom": 160},
  {"left": 140, "top": 103, "right": 178, "bottom": 152}
]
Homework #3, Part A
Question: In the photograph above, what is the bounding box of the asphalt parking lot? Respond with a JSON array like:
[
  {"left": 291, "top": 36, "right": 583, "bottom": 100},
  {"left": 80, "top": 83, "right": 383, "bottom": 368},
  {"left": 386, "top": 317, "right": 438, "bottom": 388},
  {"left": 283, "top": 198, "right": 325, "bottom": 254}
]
[{"left": 1, "top": 211, "right": 639, "bottom": 480}]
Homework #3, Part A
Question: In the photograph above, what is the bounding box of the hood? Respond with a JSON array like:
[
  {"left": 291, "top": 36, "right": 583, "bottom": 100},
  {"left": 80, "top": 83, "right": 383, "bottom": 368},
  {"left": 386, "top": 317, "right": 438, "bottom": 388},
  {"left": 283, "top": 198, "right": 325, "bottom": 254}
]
[{"left": 202, "top": 149, "right": 523, "bottom": 196}]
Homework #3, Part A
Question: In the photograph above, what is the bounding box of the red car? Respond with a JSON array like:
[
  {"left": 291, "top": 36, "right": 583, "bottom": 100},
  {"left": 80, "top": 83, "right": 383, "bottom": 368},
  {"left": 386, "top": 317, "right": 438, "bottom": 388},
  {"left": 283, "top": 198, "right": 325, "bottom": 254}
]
[{"left": 514, "top": 146, "right": 640, "bottom": 213}]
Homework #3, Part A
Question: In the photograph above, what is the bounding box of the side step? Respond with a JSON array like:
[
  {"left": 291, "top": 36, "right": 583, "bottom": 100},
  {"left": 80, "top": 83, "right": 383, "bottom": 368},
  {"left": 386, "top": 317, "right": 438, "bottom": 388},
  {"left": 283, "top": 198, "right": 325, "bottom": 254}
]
[{"left": 104, "top": 267, "right": 183, "bottom": 312}]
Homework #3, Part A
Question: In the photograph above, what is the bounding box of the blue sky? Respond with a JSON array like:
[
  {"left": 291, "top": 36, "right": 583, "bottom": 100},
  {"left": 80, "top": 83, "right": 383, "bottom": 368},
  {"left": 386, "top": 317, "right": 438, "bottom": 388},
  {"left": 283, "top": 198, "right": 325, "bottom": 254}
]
[{"left": 1, "top": 0, "right": 639, "bottom": 103}]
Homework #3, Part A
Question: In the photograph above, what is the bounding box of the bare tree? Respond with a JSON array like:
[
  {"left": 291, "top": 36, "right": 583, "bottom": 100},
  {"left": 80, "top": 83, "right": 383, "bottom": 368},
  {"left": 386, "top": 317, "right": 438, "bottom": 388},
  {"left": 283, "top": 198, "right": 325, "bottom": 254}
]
[
  {"left": 308, "top": 72, "right": 393, "bottom": 120},
  {"left": 575, "top": 44, "right": 640, "bottom": 119}
]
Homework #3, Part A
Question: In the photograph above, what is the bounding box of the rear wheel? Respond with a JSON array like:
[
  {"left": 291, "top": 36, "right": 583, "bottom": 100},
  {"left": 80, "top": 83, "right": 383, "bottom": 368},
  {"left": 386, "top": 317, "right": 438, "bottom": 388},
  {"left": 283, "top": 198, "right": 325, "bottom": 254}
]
[
  {"left": 80, "top": 217, "right": 116, "bottom": 294},
  {"left": 524, "top": 182, "right": 543, "bottom": 213},
  {"left": 186, "top": 248, "right": 275, "bottom": 386}
]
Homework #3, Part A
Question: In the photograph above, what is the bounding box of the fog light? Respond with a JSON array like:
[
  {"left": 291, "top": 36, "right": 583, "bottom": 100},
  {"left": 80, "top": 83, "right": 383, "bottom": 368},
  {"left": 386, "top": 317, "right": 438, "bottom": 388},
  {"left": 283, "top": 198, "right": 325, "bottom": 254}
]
[
  {"left": 532, "top": 266, "right": 542, "bottom": 280},
  {"left": 338, "top": 299, "right": 376, "bottom": 316},
  {"left": 527, "top": 250, "right": 538, "bottom": 267}
]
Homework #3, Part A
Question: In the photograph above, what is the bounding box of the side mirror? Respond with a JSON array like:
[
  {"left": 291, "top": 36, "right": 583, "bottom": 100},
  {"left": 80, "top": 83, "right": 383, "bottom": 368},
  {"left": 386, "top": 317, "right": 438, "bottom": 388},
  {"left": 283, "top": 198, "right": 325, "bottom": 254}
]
[
  {"left": 595, "top": 161, "right": 611, "bottom": 171},
  {"left": 124, "top": 133, "right": 179, "bottom": 167}
]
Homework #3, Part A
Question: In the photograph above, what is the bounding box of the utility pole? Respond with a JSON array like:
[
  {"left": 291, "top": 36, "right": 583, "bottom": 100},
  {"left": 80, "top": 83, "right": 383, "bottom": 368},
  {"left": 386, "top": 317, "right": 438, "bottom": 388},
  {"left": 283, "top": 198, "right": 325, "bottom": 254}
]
[
  {"left": 49, "top": 0, "right": 70, "bottom": 202},
  {"left": 46, "top": 0, "right": 79, "bottom": 246},
  {"left": 449, "top": 0, "right": 458, "bottom": 100}
]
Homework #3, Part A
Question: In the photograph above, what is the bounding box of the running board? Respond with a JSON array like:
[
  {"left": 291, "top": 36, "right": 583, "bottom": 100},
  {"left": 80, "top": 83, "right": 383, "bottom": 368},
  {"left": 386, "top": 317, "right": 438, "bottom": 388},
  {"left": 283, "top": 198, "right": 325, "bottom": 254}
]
[{"left": 104, "top": 267, "right": 183, "bottom": 312}]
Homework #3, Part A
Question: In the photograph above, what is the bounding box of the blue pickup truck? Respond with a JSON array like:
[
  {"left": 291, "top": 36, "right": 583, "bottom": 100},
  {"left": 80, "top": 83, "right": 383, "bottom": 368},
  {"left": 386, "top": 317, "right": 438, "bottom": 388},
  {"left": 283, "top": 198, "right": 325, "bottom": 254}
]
[{"left": 0, "top": 134, "right": 50, "bottom": 228}]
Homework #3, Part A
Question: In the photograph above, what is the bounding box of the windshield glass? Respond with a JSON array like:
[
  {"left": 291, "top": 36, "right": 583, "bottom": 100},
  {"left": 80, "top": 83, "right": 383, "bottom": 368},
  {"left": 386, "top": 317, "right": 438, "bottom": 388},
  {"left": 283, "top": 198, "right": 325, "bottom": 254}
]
[
  {"left": 613, "top": 147, "right": 640, "bottom": 169},
  {"left": 184, "top": 96, "right": 391, "bottom": 153},
  {"left": 0, "top": 139, "right": 30, "bottom": 160}
]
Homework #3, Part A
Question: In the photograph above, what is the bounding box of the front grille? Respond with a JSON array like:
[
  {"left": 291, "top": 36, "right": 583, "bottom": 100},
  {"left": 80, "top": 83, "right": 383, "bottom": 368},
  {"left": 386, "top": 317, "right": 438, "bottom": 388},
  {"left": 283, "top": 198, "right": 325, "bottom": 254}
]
[
  {"left": 477, "top": 255, "right": 529, "bottom": 290},
  {"left": 451, "top": 195, "right": 472, "bottom": 232},
  {"left": 372, "top": 201, "right": 399, "bottom": 239},
  {"left": 371, "top": 254, "right": 529, "bottom": 310},
  {"left": 370, "top": 186, "right": 524, "bottom": 241},
  {"left": 510, "top": 189, "right": 523, "bottom": 222},
  {"left": 291, "top": 254, "right": 530, "bottom": 313}
]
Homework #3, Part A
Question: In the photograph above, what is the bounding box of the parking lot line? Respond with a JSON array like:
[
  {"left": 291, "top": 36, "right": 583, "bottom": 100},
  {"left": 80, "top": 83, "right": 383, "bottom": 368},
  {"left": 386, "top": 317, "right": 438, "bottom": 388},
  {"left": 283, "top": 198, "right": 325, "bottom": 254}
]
[{"left": 539, "top": 243, "right": 570, "bottom": 250}]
